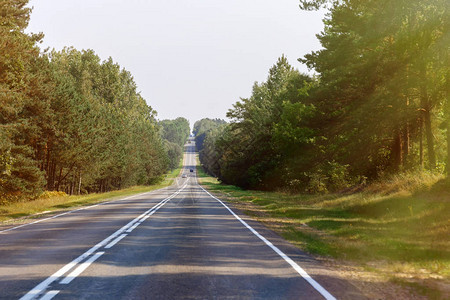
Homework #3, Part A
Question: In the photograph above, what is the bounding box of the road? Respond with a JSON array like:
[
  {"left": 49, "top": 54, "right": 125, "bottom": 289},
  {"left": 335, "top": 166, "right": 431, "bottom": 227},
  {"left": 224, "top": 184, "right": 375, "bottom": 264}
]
[{"left": 0, "top": 142, "right": 364, "bottom": 299}]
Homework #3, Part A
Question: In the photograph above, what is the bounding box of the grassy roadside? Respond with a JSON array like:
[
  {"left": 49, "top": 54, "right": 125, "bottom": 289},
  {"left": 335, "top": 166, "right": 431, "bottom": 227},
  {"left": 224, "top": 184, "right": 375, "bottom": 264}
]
[
  {"left": 197, "top": 166, "right": 450, "bottom": 299},
  {"left": 0, "top": 163, "right": 184, "bottom": 224}
]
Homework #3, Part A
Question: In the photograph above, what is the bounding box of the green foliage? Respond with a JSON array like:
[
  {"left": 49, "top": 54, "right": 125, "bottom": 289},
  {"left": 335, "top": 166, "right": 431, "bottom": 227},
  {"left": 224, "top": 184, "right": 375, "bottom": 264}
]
[
  {"left": 159, "top": 117, "right": 190, "bottom": 170},
  {"left": 0, "top": 1, "right": 170, "bottom": 202},
  {"left": 299, "top": 0, "right": 448, "bottom": 176},
  {"left": 200, "top": 0, "right": 449, "bottom": 192},
  {"left": 42, "top": 48, "right": 168, "bottom": 193},
  {"left": 163, "top": 140, "right": 183, "bottom": 170},
  {"left": 193, "top": 118, "right": 227, "bottom": 152},
  {"left": 203, "top": 56, "right": 321, "bottom": 190},
  {"left": 0, "top": 144, "right": 45, "bottom": 204},
  {"left": 0, "top": 0, "right": 46, "bottom": 202},
  {"left": 160, "top": 117, "right": 190, "bottom": 147},
  {"left": 273, "top": 101, "right": 316, "bottom": 154},
  {"left": 304, "top": 161, "right": 356, "bottom": 194},
  {"left": 193, "top": 118, "right": 227, "bottom": 177}
]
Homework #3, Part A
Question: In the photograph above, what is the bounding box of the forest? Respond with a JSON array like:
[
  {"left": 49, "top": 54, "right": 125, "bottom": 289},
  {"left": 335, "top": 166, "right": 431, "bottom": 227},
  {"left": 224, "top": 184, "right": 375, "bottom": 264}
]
[
  {"left": 193, "top": 118, "right": 227, "bottom": 177},
  {"left": 1, "top": 0, "right": 448, "bottom": 202},
  {"left": 159, "top": 118, "right": 191, "bottom": 170},
  {"left": 198, "top": 0, "right": 449, "bottom": 192},
  {"left": 0, "top": 1, "right": 190, "bottom": 203}
]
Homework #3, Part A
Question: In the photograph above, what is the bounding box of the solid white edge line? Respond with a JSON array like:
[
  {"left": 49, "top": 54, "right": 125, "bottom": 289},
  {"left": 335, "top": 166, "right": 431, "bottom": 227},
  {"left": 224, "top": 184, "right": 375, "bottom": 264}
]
[
  {"left": 105, "top": 234, "right": 128, "bottom": 249},
  {"left": 199, "top": 186, "right": 336, "bottom": 300},
  {"left": 19, "top": 183, "right": 187, "bottom": 300},
  {"left": 39, "top": 290, "right": 60, "bottom": 300},
  {"left": 60, "top": 251, "right": 105, "bottom": 284}
]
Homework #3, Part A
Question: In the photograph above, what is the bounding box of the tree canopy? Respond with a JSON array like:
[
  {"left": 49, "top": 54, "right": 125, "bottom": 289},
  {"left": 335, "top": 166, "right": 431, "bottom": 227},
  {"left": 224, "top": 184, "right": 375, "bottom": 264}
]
[
  {"left": 193, "top": 118, "right": 227, "bottom": 177},
  {"left": 1, "top": 1, "right": 170, "bottom": 202},
  {"left": 159, "top": 117, "right": 190, "bottom": 170},
  {"left": 199, "top": 0, "right": 449, "bottom": 192}
]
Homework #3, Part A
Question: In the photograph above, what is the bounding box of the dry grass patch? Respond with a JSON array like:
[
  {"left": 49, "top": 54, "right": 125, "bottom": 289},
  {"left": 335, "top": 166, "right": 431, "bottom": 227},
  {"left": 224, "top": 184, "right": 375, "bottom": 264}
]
[{"left": 0, "top": 164, "right": 184, "bottom": 224}]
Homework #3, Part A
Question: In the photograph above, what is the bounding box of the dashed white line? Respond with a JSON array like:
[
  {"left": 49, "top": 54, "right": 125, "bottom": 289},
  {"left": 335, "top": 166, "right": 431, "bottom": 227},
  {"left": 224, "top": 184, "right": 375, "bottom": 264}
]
[
  {"left": 40, "top": 290, "right": 59, "bottom": 300},
  {"left": 60, "top": 252, "right": 105, "bottom": 285},
  {"left": 105, "top": 234, "right": 127, "bottom": 249},
  {"left": 126, "top": 222, "right": 140, "bottom": 233},
  {"left": 19, "top": 257, "right": 87, "bottom": 300},
  {"left": 19, "top": 183, "right": 187, "bottom": 300}
]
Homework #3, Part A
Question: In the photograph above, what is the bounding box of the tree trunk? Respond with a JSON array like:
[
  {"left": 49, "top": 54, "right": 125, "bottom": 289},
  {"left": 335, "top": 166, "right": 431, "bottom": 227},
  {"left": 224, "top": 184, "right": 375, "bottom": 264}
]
[
  {"left": 403, "top": 89, "right": 410, "bottom": 168},
  {"left": 45, "top": 148, "right": 51, "bottom": 189},
  {"left": 56, "top": 162, "right": 76, "bottom": 190},
  {"left": 447, "top": 125, "right": 450, "bottom": 176},
  {"left": 446, "top": 74, "right": 450, "bottom": 176},
  {"left": 419, "top": 117, "right": 424, "bottom": 168},
  {"left": 48, "top": 162, "right": 56, "bottom": 190},
  {"left": 402, "top": 123, "right": 410, "bottom": 167},
  {"left": 423, "top": 107, "right": 436, "bottom": 169},
  {"left": 392, "top": 130, "right": 403, "bottom": 171},
  {"left": 70, "top": 174, "right": 74, "bottom": 195},
  {"left": 56, "top": 166, "right": 63, "bottom": 191},
  {"left": 419, "top": 64, "right": 436, "bottom": 169},
  {"left": 78, "top": 172, "right": 82, "bottom": 195}
]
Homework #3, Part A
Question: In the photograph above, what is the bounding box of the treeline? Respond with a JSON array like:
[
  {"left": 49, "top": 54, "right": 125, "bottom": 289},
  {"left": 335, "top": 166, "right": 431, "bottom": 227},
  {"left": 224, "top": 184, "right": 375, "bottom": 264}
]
[
  {"left": 193, "top": 119, "right": 227, "bottom": 176},
  {"left": 159, "top": 118, "right": 190, "bottom": 169},
  {"left": 199, "top": 0, "right": 449, "bottom": 192},
  {"left": 0, "top": 1, "right": 170, "bottom": 202},
  {"left": 193, "top": 118, "right": 227, "bottom": 153}
]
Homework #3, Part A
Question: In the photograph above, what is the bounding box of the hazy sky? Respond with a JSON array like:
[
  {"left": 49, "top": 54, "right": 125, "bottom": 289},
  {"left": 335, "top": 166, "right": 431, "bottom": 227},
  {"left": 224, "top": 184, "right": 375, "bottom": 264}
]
[{"left": 26, "top": 0, "right": 325, "bottom": 127}]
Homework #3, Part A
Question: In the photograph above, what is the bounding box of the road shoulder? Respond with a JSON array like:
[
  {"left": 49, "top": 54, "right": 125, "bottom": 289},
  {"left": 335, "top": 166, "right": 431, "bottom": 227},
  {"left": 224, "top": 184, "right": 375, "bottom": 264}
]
[{"left": 198, "top": 182, "right": 441, "bottom": 300}]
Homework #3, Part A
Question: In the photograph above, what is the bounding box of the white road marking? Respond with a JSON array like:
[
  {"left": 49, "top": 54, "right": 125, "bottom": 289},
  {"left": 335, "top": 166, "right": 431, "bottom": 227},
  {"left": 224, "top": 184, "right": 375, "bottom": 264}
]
[
  {"left": 105, "top": 234, "right": 127, "bottom": 249},
  {"left": 19, "top": 183, "right": 187, "bottom": 300},
  {"left": 40, "top": 290, "right": 59, "bottom": 300},
  {"left": 60, "top": 251, "right": 105, "bottom": 284},
  {"left": 126, "top": 222, "right": 140, "bottom": 233},
  {"left": 188, "top": 145, "right": 301, "bottom": 262},
  {"left": 19, "top": 257, "right": 88, "bottom": 300},
  {"left": 199, "top": 185, "right": 336, "bottom": 300}
]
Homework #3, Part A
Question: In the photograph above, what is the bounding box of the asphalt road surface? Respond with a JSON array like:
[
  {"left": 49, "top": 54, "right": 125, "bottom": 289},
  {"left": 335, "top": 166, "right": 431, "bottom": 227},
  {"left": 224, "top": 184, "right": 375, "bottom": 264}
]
[{"left": 0, "top": 142, "right": 364, "bottom": 299}]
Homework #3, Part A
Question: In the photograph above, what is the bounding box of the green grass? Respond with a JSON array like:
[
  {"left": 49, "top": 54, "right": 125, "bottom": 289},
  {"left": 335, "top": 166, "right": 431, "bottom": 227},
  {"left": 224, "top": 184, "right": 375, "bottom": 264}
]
[
  {"left": 165, "top": 158, "right": 184, "bottom": 184},
  {"left": 197, "top": 166, "right": 450, "bottom": 297},
  {"left": 0, "top": 162, "right": 184, "bottom": 223}
]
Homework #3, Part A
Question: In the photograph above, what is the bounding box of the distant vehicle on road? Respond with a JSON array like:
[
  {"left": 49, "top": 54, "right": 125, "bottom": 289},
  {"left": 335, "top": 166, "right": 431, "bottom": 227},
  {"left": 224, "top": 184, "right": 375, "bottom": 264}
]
[{"left": 182, "top": 174, "right": 187, "bottom": 178}]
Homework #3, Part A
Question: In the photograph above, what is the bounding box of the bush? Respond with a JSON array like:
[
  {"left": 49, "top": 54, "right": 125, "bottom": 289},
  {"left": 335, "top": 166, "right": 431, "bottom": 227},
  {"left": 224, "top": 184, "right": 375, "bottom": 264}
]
[
  {"left": 305, "top": 172, "right": 328, "bottom": 194},
  {"left": 38, "top": 191, "right": 68, "bottom": 199}
]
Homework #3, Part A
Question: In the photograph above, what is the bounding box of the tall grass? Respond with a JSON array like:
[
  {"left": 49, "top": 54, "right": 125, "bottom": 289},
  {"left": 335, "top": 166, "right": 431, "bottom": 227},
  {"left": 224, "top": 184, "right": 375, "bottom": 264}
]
[
  {"left": 366, "top": 171, "right": 445, "bottom": 194},
  {"left": 197, "top": 167, "right": 450, "bottom": 297}
]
